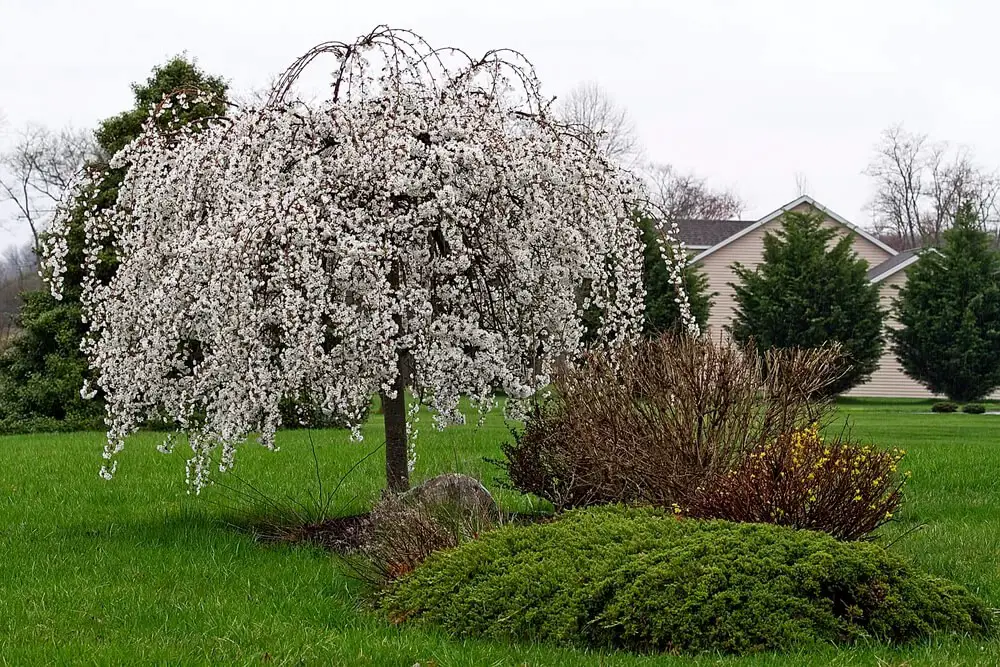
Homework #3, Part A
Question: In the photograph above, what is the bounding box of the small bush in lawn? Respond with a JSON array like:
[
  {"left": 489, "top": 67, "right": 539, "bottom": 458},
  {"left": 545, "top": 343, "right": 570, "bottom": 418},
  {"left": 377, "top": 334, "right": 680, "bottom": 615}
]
[
  {"left": 358, "top": 486, "right": 498, "bottom": 585},
  {"left": 498, "top": 334, "right": 844, "bottom": 510},
  {"left": 962, "top": 404, "right": 986, "bottom": 414},
  {"left": 932, "top": 401, "right": 959, "bottom": 413},
  {"left": 685, "top": 423, "right": 907, "bottom": 540},
  {"left": 383, "top": 507, "right": 993, "bottom": 655}
]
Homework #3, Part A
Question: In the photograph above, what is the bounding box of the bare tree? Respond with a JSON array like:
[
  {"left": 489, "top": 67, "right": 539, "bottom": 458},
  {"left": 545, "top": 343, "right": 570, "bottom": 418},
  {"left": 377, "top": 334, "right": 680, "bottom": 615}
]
[
  {"left": 0, "top": 241, "right": 38, "bottom": 346},
  {"left": 557, "top": 82, "right": 642, "bottom": 166},
  {"left": 866, "top": 125, "right": 1000, "bottom": 248},
  {"left": 794, "top": 171, "right": 810, "bottom": 197},
  {"left": 0, "top": 124, "right": 96, "bottom": 254},
  {"left": 644, "top": 163, "right": 744, "bottom": 221}
]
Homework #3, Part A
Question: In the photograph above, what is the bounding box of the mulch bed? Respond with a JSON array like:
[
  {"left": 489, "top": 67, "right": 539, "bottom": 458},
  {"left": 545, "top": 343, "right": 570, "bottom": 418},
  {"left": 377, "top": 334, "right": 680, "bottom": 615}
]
[
  {"left": 261, "top": 513, "right": 376, "bottom": 553},
  {"left": 254, "top": 509, "right": 553, "bottom": 555}
]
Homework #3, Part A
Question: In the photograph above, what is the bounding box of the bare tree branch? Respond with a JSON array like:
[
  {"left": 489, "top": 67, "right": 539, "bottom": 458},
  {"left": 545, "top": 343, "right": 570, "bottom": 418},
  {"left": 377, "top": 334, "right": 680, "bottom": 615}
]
[
  {"left": 644, "top": 162, "right": 744, "bottom": 221},
  {"left": 0, "top": 241, "right": 38, "bottom": 346},
  {"left": 0, "top": 124, "right": 97, "bottom": 254},
  {"left": 556, "top": 82, "right": 642, "bottom": 166},
  {"left": 794, "top": 172, "right": 810, "bottom": 197},
  {"left": 866, "top": 125, "right": 1000, "bottom": 248}
]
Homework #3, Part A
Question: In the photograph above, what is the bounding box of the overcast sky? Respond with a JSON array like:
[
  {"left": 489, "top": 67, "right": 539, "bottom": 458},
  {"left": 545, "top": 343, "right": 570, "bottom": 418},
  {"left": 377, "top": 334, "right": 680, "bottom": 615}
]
[{"left": 2, "top": 0, "right": 999, "bottom": 251}]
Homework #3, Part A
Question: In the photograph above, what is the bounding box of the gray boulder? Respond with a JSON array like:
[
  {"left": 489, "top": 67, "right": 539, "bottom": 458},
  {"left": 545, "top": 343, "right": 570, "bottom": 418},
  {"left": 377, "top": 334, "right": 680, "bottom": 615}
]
[{"left": 399, "top": 473, "right": 498, "bottom": 520}]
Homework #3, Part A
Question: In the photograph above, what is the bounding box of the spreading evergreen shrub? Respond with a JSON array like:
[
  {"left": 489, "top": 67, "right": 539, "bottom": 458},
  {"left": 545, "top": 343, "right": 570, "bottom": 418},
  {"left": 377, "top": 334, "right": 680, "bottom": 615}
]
[
  {"left": 962, "top": 404, "right": 987, "bottom": 414},
  {"left": 384, "top": 507, "right": 993, "bottom": 655},
  {"left": 932, "top": 401, "right": 959, "bottom": 413}
]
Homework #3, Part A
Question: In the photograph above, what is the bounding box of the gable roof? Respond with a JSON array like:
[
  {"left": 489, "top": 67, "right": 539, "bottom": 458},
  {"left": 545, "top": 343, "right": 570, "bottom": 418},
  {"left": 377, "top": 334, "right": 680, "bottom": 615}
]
[
  {"left": 689, "top": 195, "right": 898, "bottom": 264},
  {"left": 675, "top": 219, "right": 756, "bottom": 248},
  {"left": 867, "top": 247, "right": 943, "bottom": 283},
  {"left": 867, "top": 250, "right": 919, "bottom": 282}
]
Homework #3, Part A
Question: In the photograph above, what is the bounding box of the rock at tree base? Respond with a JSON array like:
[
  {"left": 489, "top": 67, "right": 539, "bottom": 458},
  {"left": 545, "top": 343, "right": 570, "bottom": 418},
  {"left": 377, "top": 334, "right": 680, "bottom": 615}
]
[{"left": 399, "top": 473, "right": 498, "bottom": 519}]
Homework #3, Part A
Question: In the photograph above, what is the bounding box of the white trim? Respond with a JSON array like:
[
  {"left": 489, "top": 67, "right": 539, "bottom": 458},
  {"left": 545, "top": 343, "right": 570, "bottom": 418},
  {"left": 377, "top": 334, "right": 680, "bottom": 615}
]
[
  {"left": 690, "top": 195, "right": 898, "bottom": 264},
  {"left": 869, "top": 254, "right": 921, "bottom": 283}
]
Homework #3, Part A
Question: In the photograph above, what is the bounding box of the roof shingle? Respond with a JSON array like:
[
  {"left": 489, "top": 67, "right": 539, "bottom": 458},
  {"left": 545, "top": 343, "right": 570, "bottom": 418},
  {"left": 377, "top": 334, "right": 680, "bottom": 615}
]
[
  {"left": 673, "top": 219, "right": 756, "bottom": 248},
  {"left": 867, "top": 249, "right": 920, "bottom": 281}
]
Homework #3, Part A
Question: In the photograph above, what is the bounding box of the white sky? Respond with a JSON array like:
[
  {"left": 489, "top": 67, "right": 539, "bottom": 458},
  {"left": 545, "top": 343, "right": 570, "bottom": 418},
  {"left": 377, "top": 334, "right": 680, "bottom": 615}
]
[{"left": 3, "top": 0, "right": 999, "bottom": 250}]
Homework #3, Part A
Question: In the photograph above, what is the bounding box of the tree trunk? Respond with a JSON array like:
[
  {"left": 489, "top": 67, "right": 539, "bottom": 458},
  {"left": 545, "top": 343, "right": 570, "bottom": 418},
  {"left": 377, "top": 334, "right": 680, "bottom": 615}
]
[
  {"left": 383, "top": 259, "right": 410, "bottom": 492},
  {"left": 382, "top": 355, "right": 409, "bottom": 492}
]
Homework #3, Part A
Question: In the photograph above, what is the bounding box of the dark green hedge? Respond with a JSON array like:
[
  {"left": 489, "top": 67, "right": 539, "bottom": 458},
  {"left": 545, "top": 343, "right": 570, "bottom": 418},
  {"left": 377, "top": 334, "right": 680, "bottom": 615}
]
[{"left": 383, "top": 507, "right": 993, "bottom": 655}]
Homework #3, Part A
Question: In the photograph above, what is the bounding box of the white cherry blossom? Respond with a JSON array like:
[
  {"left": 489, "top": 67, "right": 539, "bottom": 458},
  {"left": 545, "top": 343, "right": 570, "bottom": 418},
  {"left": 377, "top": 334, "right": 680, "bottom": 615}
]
[{"left": 43, "top": 27, "right": 695, "bottom": 491}]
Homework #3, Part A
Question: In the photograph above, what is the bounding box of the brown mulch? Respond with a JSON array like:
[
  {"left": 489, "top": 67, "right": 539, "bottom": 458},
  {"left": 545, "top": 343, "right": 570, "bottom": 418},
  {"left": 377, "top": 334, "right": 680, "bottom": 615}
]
[
  {"left": 256, "top": 509, "right": 551, "bottom": 554},
  {"left": 264, "top": 513, "right": 375, "bottom": 554}
]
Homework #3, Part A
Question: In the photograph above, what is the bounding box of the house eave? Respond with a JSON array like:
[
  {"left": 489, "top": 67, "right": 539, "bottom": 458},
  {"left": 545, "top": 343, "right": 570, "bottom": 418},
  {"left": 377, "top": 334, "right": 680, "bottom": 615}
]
[{"left": 690, "top": 195, "right": 898, "bottom": 265}]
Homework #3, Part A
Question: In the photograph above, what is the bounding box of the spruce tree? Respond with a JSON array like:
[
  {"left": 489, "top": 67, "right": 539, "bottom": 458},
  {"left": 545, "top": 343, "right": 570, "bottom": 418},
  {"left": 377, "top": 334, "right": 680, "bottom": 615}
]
[
  {"left": 892, "top": 204, "right": 1000, "bottom": 402},
  {"left": 637, "top": 215, "right": 712, "bottom": 336},
  {"left": 729, "top": 209, "right": 886, "bottom": 394}
]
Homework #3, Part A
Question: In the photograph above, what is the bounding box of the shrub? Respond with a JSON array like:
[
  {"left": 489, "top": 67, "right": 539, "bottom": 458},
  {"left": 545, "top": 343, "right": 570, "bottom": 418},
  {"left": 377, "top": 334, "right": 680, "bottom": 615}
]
[
  {"left": 962, "top": 404, "right": 987, "bottom": 414},
  {"left": 685, "top": 424, "right": 906, "bottom": 540},
  {"left": 729, "top": 209, "right": 887, "bottom": 394},
  {"left": 0, "top": 292, "right": 104, "bottom": 432},
  {"left": 892, "top": 203, "right": 1000, "bottom": 402},
  {"left": 498, "top": 334, "right": 844, "bottom": 510},
  {"left": 358, "top": 483, "right": 499, "bottom": 585},
  {"left": 383, "top": 507, "right": 994, "bottom": 655},
  {"left": 932, "top": 401, "right": 959, "bottom": 413}
]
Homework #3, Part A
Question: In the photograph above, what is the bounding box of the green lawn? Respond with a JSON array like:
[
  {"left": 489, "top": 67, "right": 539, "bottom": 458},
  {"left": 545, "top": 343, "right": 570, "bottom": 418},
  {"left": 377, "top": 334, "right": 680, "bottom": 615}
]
[{"left": 1, "top": 399, "right": 998, "bottom": 665}]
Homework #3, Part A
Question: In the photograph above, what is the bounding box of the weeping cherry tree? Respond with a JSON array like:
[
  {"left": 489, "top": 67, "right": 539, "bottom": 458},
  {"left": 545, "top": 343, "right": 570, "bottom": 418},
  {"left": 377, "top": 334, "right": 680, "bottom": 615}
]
[{"left": 43, "top": 27, "right": 694, "bottom": 492}]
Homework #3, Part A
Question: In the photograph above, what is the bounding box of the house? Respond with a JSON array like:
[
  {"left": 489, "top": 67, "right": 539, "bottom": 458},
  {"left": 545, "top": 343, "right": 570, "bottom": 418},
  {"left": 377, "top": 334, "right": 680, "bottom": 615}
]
[{"left": 675, "top": 194, "right": 996, "bottom": 399}]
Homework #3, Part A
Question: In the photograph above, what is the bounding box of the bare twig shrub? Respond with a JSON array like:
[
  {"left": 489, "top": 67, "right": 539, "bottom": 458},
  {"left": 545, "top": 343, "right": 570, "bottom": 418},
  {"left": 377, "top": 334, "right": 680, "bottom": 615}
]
[
  {"left": 499, "top": 334, "right": 846, "bottom": 510},
  {"left": 685, "top": 423, "right": 907, "bottom": 540},
  {"left": 359, "top": 488, "right": 500, "bottom": 585}
]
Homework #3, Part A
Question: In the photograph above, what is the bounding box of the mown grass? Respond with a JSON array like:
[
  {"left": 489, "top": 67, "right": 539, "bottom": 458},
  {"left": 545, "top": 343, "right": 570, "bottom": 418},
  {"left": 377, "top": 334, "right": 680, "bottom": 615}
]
[{"left": 0, "top": 399, "right": 998, "bottom": 665}]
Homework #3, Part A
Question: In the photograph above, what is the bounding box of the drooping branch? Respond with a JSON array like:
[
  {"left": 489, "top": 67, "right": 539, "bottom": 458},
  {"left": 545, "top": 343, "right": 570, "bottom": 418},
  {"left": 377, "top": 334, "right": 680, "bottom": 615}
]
[{"left": 43, "top": 27, "right": 693, "bottom": 492}]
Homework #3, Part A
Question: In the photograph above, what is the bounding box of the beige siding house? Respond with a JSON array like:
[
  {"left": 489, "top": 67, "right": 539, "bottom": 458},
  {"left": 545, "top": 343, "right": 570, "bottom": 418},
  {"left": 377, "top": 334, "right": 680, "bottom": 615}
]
[{"left": 677, "top": 195, "right": 994, "bottom": 399}]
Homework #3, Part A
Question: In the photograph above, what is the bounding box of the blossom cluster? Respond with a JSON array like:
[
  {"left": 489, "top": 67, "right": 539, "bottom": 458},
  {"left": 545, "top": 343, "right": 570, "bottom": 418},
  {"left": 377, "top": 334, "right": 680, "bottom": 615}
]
[{"left": 43, "top": 27, "right": 694, "bottom": 490}]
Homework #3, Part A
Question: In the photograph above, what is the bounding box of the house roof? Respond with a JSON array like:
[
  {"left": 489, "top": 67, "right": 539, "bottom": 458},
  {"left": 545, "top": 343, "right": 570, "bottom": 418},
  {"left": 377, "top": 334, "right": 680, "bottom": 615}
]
[
  {"left": 674, "top": 219, "right": 756, "bottom": 248},
  {"left": 867, "top": 248, "right": 937, "bottom": 283},
  {"left": 688, "top": 195, "right": 898, "bottom": 264}
]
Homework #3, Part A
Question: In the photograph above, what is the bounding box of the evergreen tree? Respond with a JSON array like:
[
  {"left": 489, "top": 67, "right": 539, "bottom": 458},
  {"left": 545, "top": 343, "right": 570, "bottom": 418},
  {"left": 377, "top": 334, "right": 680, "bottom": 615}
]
[
  {"left": 0, "top": 58, "right": 228, "bottom": 431},
  {"left": 637, "top": 215, "right": 712, "bottom": 335},
  {"left": 729, "top": 209, "right": 886, "bottom": 394},
  {"left": 892, "top": 204, "right": 1000, "bottom": 402}
]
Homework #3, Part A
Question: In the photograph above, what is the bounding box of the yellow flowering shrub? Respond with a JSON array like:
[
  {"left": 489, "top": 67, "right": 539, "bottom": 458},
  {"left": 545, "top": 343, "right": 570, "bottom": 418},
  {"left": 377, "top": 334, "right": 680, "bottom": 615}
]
[{"left": 685, "top": 424, "right": 907, "bottom": 540}]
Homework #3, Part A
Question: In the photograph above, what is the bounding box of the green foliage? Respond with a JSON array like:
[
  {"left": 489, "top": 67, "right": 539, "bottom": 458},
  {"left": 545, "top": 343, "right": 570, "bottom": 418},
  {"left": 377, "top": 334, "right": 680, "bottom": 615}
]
[
  {"left": 932, "top": 401, "right": 959, "bottom": 414},
  {"left": 95, "top": 57, "right": 228, "bottom": 157},
  {"left": 0, "top": 57, "right": 228, "bottom": 432},
  {"left": 962, "top": 404, "right": 986, "bottom": 414},
  {"left": 0, "top": 290, "right": 104, "bottom": 432},
  {"left": 729, "top": 210, "right": 886, "bottom": 394},
  {"left": 637, "top": 215, "right": 712, "bottom": 334},
  {"left": 892, "top": 204, "right": 1000, "bottom": 402},
  {"left": 383, "top": 507, "right": 993, "bottom": 656},
  {"left": 0, "top": 401, "right": 999, "bottom": 664}
]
